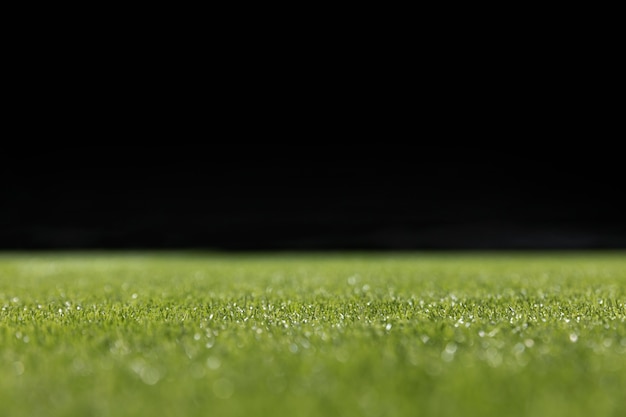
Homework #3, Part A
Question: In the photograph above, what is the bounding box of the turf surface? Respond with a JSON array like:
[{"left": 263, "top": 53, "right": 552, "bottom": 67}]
[{"left": 1, "top": 251, "right": 625, "bottom": 417}]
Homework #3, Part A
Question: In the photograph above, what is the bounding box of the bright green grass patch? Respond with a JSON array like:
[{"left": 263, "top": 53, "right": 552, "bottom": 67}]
[{"left": 1, "top": 251, "right": 626, "bottom": 417}]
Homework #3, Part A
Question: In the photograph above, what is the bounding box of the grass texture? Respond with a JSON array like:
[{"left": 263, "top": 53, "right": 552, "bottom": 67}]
[{"left": 1, "top": 251, "right": 626, "bottom": 417}]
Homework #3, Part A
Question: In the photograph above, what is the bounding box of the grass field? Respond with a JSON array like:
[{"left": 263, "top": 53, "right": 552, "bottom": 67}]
[{"left": 1, "top": 251, "right": 625, "bottom": 417}]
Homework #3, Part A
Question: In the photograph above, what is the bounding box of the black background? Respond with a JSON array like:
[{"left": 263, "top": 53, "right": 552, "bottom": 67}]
[
  {"left": 4, "top": 0, "right": 623, "bottom": 252},
  {"left": 2, "top": 143, "right": 624, "bottom": 251}
]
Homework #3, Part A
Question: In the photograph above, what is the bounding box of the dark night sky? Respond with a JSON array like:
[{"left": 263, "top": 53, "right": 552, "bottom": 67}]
[{"left": 2, "top": 144, "right": 624, "bottom": 250}]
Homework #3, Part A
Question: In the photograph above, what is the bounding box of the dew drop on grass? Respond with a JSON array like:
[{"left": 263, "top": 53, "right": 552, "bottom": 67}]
[
  {"left": 206, "top": 357, "right": 221, "bottom": 370},
  {"left": 441, "top": 343, "right": 457, "bottom": 362},
  {"left": 213, "top": 378, "right": 234, "bottom": 399},
  {"left": 513, "top": 343, "right": 525, "bottom": 354},
  {"left": 14, "top": 361, "right": 25, "bottom": 375},
  {"left": 190, "top": 363, "right": 206, "bottom": 379},
  {"left": 335, "top": 350, "right": 349, "bottom": 363},
  {"left": 485, "top": 347, "right": 503, "bottom": 367},
  {"left": 140, "top": 367, "right": 161, "bottom": 385}
]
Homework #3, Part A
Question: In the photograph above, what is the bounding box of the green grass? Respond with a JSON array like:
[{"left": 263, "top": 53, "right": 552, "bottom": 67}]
[{"left": 1, "top": 251, "right": 626, "bottom": 417}]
